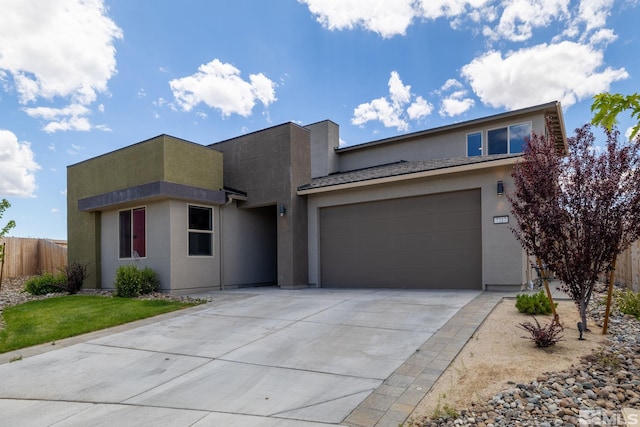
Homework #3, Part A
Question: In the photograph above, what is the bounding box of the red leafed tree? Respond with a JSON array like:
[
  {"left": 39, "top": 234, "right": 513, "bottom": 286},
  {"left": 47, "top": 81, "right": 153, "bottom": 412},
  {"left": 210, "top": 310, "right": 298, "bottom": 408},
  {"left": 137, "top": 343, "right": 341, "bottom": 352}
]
[{"left": 509, "top": 123, "right": 640, "bottom": 331}]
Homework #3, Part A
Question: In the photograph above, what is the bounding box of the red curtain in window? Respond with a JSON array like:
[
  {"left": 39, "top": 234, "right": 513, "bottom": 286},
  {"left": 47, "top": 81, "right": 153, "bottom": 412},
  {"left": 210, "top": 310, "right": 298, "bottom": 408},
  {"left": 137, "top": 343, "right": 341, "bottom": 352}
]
[{"left": 132, "top": 208, "right": 146, "bottom": 258}]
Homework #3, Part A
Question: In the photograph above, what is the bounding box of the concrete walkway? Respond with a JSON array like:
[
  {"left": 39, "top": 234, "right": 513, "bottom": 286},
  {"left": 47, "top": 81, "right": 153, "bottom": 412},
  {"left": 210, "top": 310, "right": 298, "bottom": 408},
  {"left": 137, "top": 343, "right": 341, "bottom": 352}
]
[{"left": 0, "top": 288, "right": 508, "bottom": 426}]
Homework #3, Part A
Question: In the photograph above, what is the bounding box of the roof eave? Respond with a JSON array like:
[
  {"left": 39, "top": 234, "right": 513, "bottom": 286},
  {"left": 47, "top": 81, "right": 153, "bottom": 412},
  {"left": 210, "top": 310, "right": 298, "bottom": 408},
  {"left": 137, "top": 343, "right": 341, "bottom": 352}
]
[{"left": 297, "top": 156, "right": 521, "bottom": 195}]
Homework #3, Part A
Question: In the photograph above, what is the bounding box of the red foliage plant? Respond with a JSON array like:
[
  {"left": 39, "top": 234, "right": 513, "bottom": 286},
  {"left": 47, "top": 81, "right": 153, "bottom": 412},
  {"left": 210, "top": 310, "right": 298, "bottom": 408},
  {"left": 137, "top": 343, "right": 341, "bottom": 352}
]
[{"left": 509, "top": 122, "right": 640, "bottom": 331}]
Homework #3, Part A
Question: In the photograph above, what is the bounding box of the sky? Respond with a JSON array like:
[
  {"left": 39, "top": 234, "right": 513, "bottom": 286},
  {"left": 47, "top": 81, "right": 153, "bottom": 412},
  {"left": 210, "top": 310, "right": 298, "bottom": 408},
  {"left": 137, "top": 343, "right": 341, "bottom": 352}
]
[{"left": 0, "top": 0, "right": 638, "bottom": 240}]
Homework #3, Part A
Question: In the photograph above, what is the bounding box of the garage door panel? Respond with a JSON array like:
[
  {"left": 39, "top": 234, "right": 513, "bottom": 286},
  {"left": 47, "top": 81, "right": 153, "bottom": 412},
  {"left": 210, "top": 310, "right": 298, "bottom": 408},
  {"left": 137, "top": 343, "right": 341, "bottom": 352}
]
[{"left": 319, "top": 190, "right": 481, "bottom": 289}]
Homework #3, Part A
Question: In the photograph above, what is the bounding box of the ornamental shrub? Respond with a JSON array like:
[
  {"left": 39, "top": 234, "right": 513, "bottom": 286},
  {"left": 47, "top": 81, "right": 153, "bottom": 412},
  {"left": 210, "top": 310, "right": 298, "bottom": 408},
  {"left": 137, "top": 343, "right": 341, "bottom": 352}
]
[
  {"left": 614, "top": 289, "right": 640, "bottom": 319},
  {"left": 59, "top": 261, "right": 88, "bottom": 294},
  {"left": 24, "top": 273, "right": 67, "bottom": 295},
  {"left": 519, "top": 316, "right": 564, "bottom": 347},
  {"left": 115, "top": 265, "right": 159, "bottom": 297},
  {"left": 515, "top": 290, "right": 556, "bottom": 315},
  {"left": 139, "top": 267, "right": 159, "bottom": 295}
]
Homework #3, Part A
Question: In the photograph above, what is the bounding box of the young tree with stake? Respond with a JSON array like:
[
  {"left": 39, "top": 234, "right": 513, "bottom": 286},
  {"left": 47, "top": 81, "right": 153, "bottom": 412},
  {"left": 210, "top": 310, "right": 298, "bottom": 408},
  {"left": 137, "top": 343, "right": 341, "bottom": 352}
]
[{"left": 509, "top": 124, "right": 640, "bottom": 331}]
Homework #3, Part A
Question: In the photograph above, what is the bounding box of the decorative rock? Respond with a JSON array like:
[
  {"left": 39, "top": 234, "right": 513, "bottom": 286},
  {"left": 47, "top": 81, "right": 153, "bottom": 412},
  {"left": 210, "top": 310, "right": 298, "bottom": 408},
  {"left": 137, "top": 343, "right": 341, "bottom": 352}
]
[{"left": 418, "top": 289, "right": 640, "bottom": 427}]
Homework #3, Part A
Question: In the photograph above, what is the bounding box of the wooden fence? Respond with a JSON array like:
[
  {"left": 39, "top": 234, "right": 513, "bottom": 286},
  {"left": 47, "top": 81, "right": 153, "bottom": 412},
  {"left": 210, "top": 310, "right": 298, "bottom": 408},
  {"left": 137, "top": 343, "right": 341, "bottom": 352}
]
[
  {"left": 605, "top": 240, "right": 640, "bottom": 292},
  {"left": 0, "top": 237, "right": 67, "bottom": 278}
]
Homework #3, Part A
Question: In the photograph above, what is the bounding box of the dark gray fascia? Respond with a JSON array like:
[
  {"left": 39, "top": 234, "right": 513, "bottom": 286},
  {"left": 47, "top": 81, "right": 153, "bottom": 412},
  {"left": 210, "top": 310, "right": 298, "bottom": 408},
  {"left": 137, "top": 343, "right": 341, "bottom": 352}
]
[{"left": 78, "top": 181, "right": 226, "bottom": 212}]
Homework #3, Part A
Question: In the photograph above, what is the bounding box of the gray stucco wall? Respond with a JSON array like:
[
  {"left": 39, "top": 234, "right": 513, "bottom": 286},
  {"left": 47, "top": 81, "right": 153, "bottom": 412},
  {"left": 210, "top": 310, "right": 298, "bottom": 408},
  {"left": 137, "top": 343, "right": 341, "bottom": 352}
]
[
  {"left": 212, "top": 122, "right": 311, "bottom": 288},
  {"left": 305, "top": 120, "right": 340, "bottom": 178},
  {"left": 306, "top": 164, "right": 525, "bottom": 290},
  {"left": 337, "top": 112, "right": 548, "bottom": 173},
  {"left": 100, "top": 199, "right": 222, "bottom": 294}
]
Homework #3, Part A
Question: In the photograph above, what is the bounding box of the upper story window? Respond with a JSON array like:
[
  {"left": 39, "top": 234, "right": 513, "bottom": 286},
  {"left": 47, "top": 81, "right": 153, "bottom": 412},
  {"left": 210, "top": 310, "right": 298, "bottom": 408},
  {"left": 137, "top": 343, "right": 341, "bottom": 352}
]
[
  {"left": 119, "top": 207, "right": 146, "bottom": 258},
  {"left": 188, "top": 205, "right": 213, "bottom": 256},
  {"left": 487, "top": 122, "right": 532, "bottom": 155},
  {"left": 466, "top": 132, "right": 482, "bottom": 157}
]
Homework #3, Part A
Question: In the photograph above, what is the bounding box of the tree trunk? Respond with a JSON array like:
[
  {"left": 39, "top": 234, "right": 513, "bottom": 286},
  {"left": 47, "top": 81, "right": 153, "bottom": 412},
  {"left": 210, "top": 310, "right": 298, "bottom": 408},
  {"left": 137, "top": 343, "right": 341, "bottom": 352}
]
[{"left": 579, "top": 298, "right": 589, "bottom": 331}]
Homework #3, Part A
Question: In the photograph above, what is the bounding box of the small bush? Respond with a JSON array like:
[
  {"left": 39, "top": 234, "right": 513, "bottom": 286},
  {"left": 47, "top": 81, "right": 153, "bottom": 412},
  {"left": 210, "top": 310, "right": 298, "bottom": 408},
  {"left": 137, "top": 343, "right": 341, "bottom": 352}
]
[
  {"left": 613, "top": 289, "right": 640, "bottom": 319},
  {"left": 24, "top": 273, "right": 67, "bottom": 295},
  {"left": 519, "top": 317, "right": 564, "bottom": 347},
  {"left": 139, "top": 267, "right": 159, "bottom": 295},
  {"left": 115, "top": 265, "right": 159, "bottom": 297},
  {"left": 515, "top": 290, "right": 556, "bottom": 315},
  {"left": 59, "top": 262, "right": 88, "bottom": 294}
]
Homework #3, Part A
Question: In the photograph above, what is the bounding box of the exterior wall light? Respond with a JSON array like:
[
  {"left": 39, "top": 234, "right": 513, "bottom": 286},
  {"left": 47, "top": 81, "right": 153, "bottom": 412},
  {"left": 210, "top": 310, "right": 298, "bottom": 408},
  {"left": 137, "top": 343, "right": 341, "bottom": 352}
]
[
  {"left": 497, "top": 180, "right": 504, "bottom": 196},
  {"left": 279, "top": 204, "right": 286, "bottom": 216}
]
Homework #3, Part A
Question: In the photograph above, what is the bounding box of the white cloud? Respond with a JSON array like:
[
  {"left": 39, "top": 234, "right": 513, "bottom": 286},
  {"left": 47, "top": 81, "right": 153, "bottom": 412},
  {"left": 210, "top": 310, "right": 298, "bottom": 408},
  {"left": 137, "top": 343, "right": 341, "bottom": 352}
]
[
  {"left": 578, "top": 0, "right": 614, "bottom": 32},
  {"left": 440, "top": 91, "right": 476, "bottom": 117},
  {"left": 0, "top": 130, "right": 40, "bottom": 197},
  {"left": 169, "top": 59, "right": 277, "bottom": 117},
  {"left": 440, "top": 79, "right": 464, "bottom": 92},
  {"left": 483, "top": 0, "right": 569, "bottom": 42},
  {"left": 67, "top": 143, "right": 86, "bottom": 156},
  {"left": 51, "top": 208, "right": 59, "bottom": 214},
  {"left": 589, "top": 27, "right": 617, "bottom": 45},
  {"left": 407, "top": 96, "right": 434, "bottom": 120},
  {"left": 0, "top": 0, "right": 122, "bottom": 105},
  {"left": 461, "top": 41, "right": 628, "bottom": 110},
  {"left": 417, "top": 0, "right": 492, "bottom": 20},
  {"left": 23, "top": 104, "right": 93, "bottom": 133},
  {"left": 300, "top": 0, "right": 573, "bottom": 42},
  {"left": 352, "top": 71, "right": 433, "bottom": 131},
  {"left": 299, "top": 0, "right": 416, "bottom": 38}
]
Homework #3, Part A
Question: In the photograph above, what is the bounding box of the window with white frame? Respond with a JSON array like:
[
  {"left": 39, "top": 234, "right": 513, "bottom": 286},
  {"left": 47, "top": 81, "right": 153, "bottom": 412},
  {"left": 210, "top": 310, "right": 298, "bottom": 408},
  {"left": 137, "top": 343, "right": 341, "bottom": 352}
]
[
  {"left": 188, "top": 205, "right": 213, "bottom": 256},
  {"left": 119, "top": 207, "right": 146, "bottom": 258},
  {"left": 487, "top": 122, "right": 532, "bottom": 155},
  {"left": 466, "top": 132, "right": 482, "bottom": 156}
]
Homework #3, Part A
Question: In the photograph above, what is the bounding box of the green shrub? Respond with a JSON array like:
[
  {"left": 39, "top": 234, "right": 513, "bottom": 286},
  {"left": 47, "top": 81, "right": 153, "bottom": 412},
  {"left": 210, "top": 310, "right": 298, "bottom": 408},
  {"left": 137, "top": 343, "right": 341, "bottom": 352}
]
[
  {"left": 139, "top": 267, "right": 159, "bottom": 294},
  {"left": 59, "top": 262, "right": 88, "bottom": 294},
  {"left": 614, "top": 289, "right": 640, "bottom": 318},
  {"left": 515, "top": 290, "right": 556, "bottom": 315},
  {"left": 115, "top": 265, "right": 159, "bottom": 297},
  {"left": 24, "top": 273, "right": 66, "bottom": 295}
]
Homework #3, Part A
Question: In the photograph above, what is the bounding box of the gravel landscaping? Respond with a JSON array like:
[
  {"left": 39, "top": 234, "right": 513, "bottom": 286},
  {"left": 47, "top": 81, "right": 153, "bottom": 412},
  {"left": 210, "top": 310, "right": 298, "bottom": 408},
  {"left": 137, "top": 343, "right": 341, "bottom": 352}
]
[{"left": 415, "top": 293, "right": 640, "bottom": 426}]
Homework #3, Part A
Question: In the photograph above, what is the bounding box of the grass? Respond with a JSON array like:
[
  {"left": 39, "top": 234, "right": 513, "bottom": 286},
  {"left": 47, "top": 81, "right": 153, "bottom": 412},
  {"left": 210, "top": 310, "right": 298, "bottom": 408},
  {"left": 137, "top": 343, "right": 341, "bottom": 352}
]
[{"left": 0, "top": 295, "right": 201, "bottom": 354}]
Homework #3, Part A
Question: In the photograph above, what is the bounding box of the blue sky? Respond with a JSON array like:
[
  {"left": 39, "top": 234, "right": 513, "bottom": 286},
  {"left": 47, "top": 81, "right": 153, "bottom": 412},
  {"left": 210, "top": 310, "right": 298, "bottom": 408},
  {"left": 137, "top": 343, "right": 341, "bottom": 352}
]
[{"left": 1, "top": 0, "right": 638, "bottom": 240}]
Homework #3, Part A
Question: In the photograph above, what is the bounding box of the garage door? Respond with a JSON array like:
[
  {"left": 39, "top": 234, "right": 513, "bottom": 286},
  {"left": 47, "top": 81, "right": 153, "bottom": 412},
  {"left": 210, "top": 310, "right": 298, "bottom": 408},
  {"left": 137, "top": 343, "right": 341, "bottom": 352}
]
[{"left": 319, "top": 189, "right": 481, "bottom": 289}]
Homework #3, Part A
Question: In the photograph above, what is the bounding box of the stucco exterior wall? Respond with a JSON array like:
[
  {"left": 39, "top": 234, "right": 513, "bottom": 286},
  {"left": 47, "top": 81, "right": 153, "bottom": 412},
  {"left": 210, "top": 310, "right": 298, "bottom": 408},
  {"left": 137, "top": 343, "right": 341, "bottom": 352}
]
[
  {"left": 306, "top": 164, "right": 525, "bottom": 289},
  {"left": 212, "top": 123, "right": 311, "bottom": 288},
  {"left": 305, "top": 120, "right": 340, "bottom": 178},
  {"left": 68, "top": 135, "right": 223, "bottom": 288},
  {"left": 221, "top": 203, "right": 277, "bottom": 288},
  {"left": 100, "top": 199, "right": 221, "bottom": 294},
  {"left": 167, "top": 200, "right": 221, "bottom": 294},
  {"left": 337, "top": 111, "right": 548, "bottom": 172}
]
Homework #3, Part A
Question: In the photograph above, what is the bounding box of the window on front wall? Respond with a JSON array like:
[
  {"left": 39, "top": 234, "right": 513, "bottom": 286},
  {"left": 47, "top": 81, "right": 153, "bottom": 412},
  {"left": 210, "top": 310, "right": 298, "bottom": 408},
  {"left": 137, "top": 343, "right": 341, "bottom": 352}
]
[
  {"left": 487, "top": 122, "right": 532, "bottom": 155},
  {"left": 467, "top": 132, "right": 482, "bottom": 156},
  {"left": 119, "top": 207, "right": 146, "bottom": 258},
  {"left": 188, "top": 205, "right": 213, "bottom": 256}
]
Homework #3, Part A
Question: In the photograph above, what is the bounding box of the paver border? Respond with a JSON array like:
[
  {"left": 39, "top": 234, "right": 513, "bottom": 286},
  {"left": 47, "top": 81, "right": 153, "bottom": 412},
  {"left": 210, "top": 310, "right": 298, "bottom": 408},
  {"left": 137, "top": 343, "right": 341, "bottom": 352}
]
[{"left": 343, "top": 291, "right": 509, "bottom": 427}]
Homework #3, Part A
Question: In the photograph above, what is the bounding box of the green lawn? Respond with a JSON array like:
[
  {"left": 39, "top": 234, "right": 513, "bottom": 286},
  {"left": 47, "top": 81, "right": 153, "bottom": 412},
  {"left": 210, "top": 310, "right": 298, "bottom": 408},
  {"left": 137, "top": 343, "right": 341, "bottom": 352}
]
[{"left": 0, "top": 295, "right": 202, "bottom": 353}]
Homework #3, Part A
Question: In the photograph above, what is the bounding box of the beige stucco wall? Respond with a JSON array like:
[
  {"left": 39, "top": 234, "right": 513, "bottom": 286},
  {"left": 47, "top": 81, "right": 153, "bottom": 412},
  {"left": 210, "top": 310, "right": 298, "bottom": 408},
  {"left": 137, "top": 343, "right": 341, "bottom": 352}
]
[
  {"left": 337, "top": 111, "right": 548, "bottom": 172},
  {"left": 68, "top": 135, "right": 223, "bottom": 288},
  {"left": 220, "top": 202, "right": 277, "bottom": 288},
  {"left": 306, "top": 164, "right": 525, "bottom": 290},
  {"left": 100, "top": 199, "right": 221, "bottom": 294}
]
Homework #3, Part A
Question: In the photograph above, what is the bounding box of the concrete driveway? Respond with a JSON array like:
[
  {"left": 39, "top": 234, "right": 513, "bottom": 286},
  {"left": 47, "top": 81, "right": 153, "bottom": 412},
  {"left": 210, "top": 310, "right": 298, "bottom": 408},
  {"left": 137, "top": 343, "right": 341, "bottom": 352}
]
[{"left": 0, "top": 287, "right": 495, "bottom": 426}]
